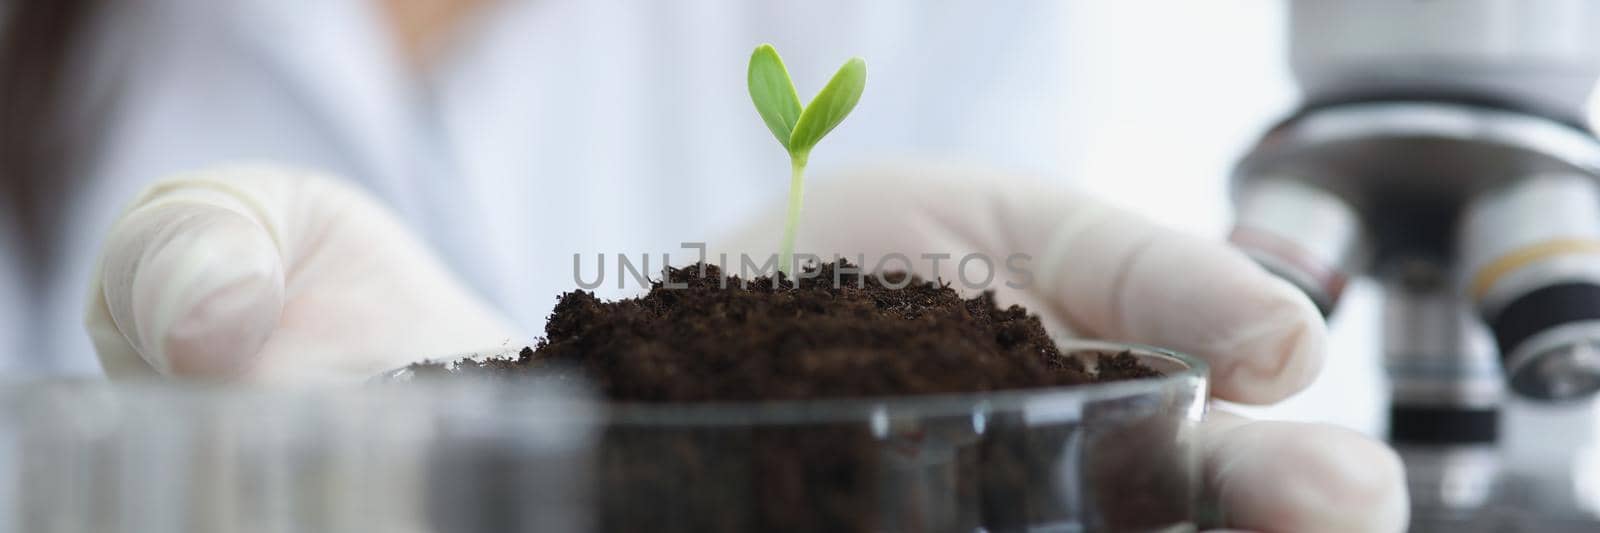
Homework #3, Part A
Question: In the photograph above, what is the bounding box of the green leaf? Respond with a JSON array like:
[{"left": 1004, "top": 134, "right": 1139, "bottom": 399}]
[
  {"left": 788, "top": 57, "right": 866, "bottom": 155},
  {"left": 747, "top": 44, "right": 803, "bottom": 150}
]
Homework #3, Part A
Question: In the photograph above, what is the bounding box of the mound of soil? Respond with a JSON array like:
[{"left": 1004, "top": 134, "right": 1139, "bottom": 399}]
[
  {"left": 414, "top": 262, "right": 1183, "bottom": 533},
  {"left": 416, "top": 261, "right": 1156, "bottom": 399}
]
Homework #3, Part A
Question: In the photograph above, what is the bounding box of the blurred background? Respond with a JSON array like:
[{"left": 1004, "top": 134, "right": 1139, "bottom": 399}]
[{"left": 2, "top": 0, "right": 1512, "bottom": 436}]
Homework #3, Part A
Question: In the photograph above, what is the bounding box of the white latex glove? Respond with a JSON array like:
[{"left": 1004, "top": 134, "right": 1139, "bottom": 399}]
[
  {"left": 719, "top": 162, "right": 1407, "bottom": 533},
  {"left": 85, "top": 164, "right": 520, "bottom": 381}
]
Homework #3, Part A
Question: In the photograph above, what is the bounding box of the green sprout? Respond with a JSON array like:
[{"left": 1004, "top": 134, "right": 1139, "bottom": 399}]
[{"left": 747, "top": 43, "right": 866, "bottom": 277}]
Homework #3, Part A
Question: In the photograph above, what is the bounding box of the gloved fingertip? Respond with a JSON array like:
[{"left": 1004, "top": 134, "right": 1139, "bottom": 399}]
[
  {"left": 1207, "top": 419, "right": 1408, "bottom": 533},
  {"left": 1206, "top": 278, "right": 1327, "bottom": 404},
  {"left": 1118, "top": 234, "right": 1328, "bottom": 404},
  {"left": 105, "top": 203, "right": 285, "bottom": 377}
]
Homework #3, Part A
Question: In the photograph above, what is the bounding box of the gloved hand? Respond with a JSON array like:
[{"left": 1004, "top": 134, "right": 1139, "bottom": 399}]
[
  {"left": 85, "top": 164, "right": 521, "bottom": 381},
  {"left": 717, "top": 162, "right": 1407, "bottom": 533},
  {"left": 87, "top": 162, "right": 1405, "bottom": 532}
]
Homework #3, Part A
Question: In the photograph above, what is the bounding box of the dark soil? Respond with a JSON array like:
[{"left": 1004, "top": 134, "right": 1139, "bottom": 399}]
[
  {"left": 414, "top": 262, "right": 1183, "bottom": 533},
  {"left": 415, "top": 261, "right": 1157, "bottom": 399}
]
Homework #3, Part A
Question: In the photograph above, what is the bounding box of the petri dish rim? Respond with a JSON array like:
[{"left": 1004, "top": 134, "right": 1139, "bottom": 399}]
[{"left": 595, "top": 338, "right": 1209, "bottom": 426}]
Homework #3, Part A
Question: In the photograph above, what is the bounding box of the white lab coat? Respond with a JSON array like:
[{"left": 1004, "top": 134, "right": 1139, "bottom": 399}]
[{"left": 2, "top": 0, "right": 1378, "bottom": 434}]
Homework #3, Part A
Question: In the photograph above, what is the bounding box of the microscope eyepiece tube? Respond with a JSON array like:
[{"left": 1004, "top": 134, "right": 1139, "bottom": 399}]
[
  {"left": 1462, "top": 173, "right": 1600, "bottom": 400},
  {"left": 1230, "top": 179, "right": 1366, "bottom": 316}
]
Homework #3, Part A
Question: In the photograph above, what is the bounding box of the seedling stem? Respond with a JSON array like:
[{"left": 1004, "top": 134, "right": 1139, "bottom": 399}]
[
  {"left": 779, "top": 152, "right": 809, "bottom": 276},
  {"left": 747, "top": 43, "right": 865, "bottom": 278}
]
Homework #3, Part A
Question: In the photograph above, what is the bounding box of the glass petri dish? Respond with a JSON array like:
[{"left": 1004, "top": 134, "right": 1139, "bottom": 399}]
[
  {"left": 583, "top": 339, "right": 1208, "bottom": 533},
  {"left": 0, "top": 339, "right": 1206, "bottom": 533}
]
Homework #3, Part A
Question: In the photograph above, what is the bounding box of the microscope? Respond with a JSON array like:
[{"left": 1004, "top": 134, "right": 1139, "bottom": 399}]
[{"left": 1230, "top": 1, "right": 1600, "bottom": 530}]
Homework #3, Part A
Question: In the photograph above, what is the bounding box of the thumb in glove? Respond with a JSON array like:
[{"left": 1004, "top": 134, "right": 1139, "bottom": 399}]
[{"left": 85, "top": 164, "right": 521, "bottom": 381}]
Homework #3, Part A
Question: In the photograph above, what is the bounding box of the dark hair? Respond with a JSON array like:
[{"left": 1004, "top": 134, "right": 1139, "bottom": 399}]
[{"left": 0, "top": 0, "right": 100, "bottom": 261}]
